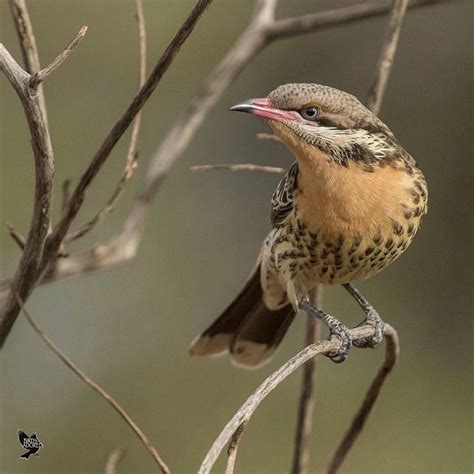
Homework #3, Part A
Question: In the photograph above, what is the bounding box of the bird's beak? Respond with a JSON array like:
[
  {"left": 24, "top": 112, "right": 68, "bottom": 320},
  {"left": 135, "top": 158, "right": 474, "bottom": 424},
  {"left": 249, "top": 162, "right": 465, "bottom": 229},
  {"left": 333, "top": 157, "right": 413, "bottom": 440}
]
[{"left": 229, "top": 98, "right": 300, "bottom": 122}]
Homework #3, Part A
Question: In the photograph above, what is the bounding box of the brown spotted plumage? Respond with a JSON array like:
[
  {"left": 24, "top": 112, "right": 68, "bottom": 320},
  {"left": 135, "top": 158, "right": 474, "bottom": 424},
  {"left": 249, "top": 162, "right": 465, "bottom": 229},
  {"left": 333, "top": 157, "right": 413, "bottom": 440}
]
[{"left": 190, "top": 83, "right": 428, "bottom": 368}]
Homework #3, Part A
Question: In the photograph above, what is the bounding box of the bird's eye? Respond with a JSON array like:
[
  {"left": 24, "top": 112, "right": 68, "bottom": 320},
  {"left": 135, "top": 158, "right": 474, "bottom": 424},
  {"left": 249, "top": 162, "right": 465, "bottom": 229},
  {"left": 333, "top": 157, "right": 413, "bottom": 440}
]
[{"left": 301, "top": 106, "right": 319, "bottom": 121}]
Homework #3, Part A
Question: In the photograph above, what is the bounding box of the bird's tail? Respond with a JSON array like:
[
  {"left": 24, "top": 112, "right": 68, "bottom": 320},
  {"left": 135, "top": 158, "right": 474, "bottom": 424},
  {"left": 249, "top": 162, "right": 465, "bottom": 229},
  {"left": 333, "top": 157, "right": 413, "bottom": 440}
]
[
  {"left": 20, "top": 450, "right": 36, "bottom": 460},
  {"left": 189, "top": 264, "right": 294, "bottom": 368}
]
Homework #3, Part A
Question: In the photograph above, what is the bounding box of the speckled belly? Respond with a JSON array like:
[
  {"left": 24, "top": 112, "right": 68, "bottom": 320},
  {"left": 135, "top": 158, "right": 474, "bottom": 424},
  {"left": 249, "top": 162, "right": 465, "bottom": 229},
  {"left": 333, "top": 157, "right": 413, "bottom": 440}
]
[{"left": 266, "top": 215, "right": 418, "bottom": 288}]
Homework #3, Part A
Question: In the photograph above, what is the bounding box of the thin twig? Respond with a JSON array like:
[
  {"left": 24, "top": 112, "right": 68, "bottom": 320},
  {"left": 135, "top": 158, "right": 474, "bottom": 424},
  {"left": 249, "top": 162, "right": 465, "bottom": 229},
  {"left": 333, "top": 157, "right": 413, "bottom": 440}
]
[
  {"left": 291, "top": 286, "right": 322, "bottom": 474},
  {"left": 30, "top": 26, "right": 88, "bottom": 89},
  {"left": 104, "top": 448, "right": 127, "bottom": 474},
  {"left": 327, "top": 328, "right": 399, "bottom": 474},
  {"left": 191, "top": 164, "right": 285, "bottom": 174},
  {"left": 225, "top": 422, "right": 246, "bottom": 474},
  {"left": 62, "top": 179, "right": 71, "bottom": 211},
  {"left": 256, "top": 132, "right": 283, "bottom": 143},
  {"left": 65, "top": 0, "right": 146, "bottom": 243},
  {"left": 7, "top": 224, "right": 26, "bottom": 251},
  {"left": 17, "top": 297, "right": 170, "bottom": 474},
  {"left": 198, "top": 324, "right": 395, "bottom": 474},
  {"left": 366, "top": 0, "right": 410, "bottom": 114}
]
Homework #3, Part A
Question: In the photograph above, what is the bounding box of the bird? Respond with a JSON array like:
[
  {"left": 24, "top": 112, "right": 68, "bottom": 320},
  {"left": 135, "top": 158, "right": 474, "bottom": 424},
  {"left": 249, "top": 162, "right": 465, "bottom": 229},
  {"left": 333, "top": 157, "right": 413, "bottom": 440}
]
[
  {"left": 190, "top": 83, "right": 428, "bottom": 368},
  {"left": 17, "top": 430, "right": 43, "bottom": 459}
]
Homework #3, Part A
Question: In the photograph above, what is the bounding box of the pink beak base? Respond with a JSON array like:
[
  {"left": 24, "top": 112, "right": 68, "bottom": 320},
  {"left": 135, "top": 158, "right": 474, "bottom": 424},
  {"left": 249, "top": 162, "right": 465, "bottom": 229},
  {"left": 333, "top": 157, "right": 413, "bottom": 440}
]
[{"left": 229, "top": 97, "right": 300, "bottom": 122}]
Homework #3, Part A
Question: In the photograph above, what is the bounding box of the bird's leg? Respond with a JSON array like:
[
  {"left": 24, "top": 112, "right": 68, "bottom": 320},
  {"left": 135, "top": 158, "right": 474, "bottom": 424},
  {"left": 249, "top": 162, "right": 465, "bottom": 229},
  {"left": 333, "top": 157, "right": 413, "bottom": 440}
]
[
  {"left": 298, "top": 297, "right": 352, "bottom": 363},
  {"left": 343, "top": 283, "right": 385, "bottom": 348}
]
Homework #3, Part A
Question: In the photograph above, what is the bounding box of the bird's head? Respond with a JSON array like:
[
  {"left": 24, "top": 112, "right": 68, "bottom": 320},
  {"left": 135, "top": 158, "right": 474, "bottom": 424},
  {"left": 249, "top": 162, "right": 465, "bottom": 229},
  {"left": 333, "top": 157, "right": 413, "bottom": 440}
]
[{"left": 230, "top": 83, "right": 400, "bottom": 166}]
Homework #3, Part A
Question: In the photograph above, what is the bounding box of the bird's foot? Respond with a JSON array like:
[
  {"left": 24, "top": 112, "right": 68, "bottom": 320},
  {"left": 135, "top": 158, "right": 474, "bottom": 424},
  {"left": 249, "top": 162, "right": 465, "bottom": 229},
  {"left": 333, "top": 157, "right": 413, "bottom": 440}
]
[
  {"left": 352, "top": 308, "right": 385, "bottom": 349},
  {"left": 298, "top": 298, "right": 352, "bottom": 363}
]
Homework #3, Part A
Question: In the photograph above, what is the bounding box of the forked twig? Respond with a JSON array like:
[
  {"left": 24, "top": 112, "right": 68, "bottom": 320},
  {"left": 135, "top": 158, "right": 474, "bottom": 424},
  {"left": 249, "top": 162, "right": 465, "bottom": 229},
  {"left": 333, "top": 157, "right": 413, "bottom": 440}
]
[
  {"left": 30, "top": 26, "right": 88, "bottom": 89},
  {"left": 17, "top": 297, "right": 170, "bottom": 474}
]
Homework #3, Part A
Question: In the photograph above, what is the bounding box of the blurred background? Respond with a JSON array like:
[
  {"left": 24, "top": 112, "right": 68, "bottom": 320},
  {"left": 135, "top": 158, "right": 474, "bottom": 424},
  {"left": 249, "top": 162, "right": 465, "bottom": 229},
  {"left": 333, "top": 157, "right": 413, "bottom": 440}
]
[{"left": 1, "top": 0, "right": 472, "bottom": 473}]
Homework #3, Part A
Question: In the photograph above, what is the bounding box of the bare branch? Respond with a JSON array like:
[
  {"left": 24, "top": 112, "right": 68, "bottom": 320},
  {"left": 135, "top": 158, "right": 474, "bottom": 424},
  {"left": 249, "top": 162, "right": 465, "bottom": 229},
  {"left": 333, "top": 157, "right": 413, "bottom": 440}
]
[
  {"left": 198, "top": 324, "right": 396, "bottom": 473},
  {"left": 291, "top": 286, "right": 322, "bottom": 474},
  {"left": 366, "top": 0, "right": 410, "bottom": 114},
  {"left": 30, "top": 26, "right": 88, "bottom": 89},
  {"left": 0, "top": 44, "right": 54, "bottom": 345},
  {"left": 65, "top": 1, "right": 146, "bottom": 243},
  {"left": 327, "top": 327, "right": 399, "bottom": 473},
  {"left": 191, "top": 164, "right": 285, "bottom": 174},
  {"left": 17, "top": 297, "right": 170, "bottom": 474},
  {"left": 225, "top": 422, "right": 246, "bottom": 474},
  {"left": 104, "top": 448, "right": 127, "bottom": 474},
  {"left": 42, "top": 0, "right": 214, "bottom": 269},
  {"left": 267, "top": 0, "right": 458, "bottom": 40}
]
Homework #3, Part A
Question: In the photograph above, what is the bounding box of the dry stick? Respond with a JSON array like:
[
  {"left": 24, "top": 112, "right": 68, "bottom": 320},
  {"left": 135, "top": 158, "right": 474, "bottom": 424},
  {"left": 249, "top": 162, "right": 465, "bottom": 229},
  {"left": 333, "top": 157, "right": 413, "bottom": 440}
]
[
  {"left": 65, "top": 0, "right": 147, "bottom": 244},
  {"left": 225, "top": 422, "right": 246, "bottom": 474},
  {"left": 30, "top": 26, "right": 88, "bottom": 89},
  {"left": 104, "top": 448, "right": 127, "bottom": 474},
  {"left": 198, "top": 324, "right": 395, "bottom": 474},
  {"left": 325, "top": 1, "right": 409, "bottom": 471},
  {"left": 7, "top": 224, "right": 26, "bottom": 250},
  {"left": 291, "top": 286, "right": 322, "bottom": 474},
  {"left": 191, "top": 164, "right": 285, "bottom": 174},
  {"left": 17, "top": 298, "right": 170, "bottom": 474},
  {"left": 4, "top": 0, "right": 452, "bottom": 289}
]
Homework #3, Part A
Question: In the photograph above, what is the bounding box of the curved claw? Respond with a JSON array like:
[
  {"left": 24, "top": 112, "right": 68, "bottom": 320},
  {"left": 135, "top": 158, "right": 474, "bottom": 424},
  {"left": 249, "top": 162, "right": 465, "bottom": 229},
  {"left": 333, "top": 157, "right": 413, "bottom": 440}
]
[
  {"left": 326, "top": 327, "right": 353, "bottom": 363},
  {"left": 352, "top": 314, "right": 385, "bottom": 349}
]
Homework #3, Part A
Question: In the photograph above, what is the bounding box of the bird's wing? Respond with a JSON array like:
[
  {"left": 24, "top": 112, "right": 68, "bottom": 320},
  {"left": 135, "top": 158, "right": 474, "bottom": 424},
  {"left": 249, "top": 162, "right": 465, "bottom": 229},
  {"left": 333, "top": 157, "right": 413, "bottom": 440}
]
[
  {"left": 17, "top": 430, "right": 28, "bottom": 445},
  {"left": 270, "top": 161, "right": 299, "bottom": 228}
]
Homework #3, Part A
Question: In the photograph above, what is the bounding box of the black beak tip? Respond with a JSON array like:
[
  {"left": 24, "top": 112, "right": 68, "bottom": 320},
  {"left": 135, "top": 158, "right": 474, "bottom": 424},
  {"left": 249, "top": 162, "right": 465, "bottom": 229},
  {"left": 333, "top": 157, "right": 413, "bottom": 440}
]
[{"left": 228, "top": 101, "right": 253, "bottom": 113}]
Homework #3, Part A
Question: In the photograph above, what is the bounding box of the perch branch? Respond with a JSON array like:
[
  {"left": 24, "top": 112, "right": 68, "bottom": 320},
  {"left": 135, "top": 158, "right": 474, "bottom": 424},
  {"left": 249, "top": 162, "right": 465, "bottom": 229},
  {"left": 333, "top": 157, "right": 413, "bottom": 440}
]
[
  {"left": 291, "top": 286, "right": 322, "bottom": 474},
  {"left": 327, "top": 327, "right": 399, "bottom": 473},
  {"left": 225, "top": 422, "right": 246, "bottom": 474},
  {"left": 65, "top": 0, "right": 146, "bottom": 243},
  {"left": 198, "top": 324, "right": 396, "bottom": 474},
  {"left": 104, "top": 448, "right": 127, "bottom": 474},
  {"left": 191, "top": 164, "right": 285, "bottom": 174},
  {"left": 17, "top": 297, "right": 170, "bottom": 474},
  {"left": 30, "top": 26, "right": 88, "bottom": 89}
]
